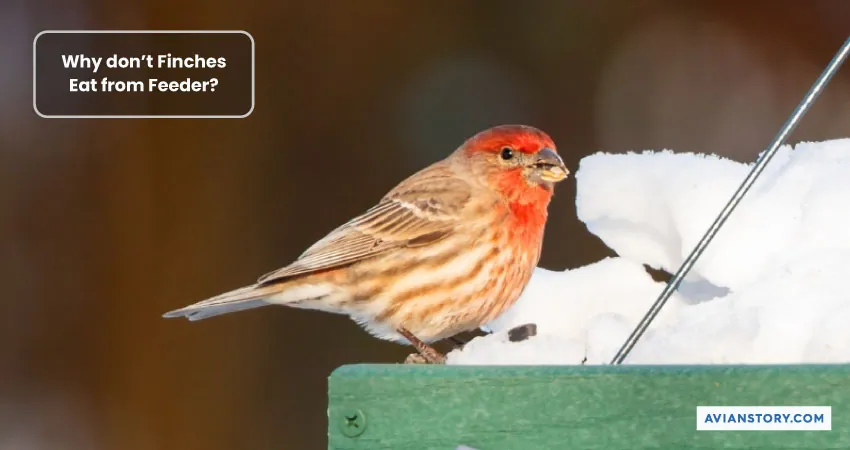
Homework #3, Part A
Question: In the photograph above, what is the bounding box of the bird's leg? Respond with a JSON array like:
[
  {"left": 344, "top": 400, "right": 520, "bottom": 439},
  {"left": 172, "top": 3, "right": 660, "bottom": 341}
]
[{"left": 398, "top": 328, "right": 446, "bottom": 364}]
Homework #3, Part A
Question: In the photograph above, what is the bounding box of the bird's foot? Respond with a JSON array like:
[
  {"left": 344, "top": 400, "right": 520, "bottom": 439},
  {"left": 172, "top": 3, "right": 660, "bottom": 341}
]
[
  {"left": 416, "top": 345, "right": 447, "bottom": 364},
  {"left": 404, "top": 351, "right": 446, "bottom": 364},
  {"left": 403, "top": 348, "right": 446, "bottom": 364},
  {"left": 398, "top": 328, "right": 446, "bottom": 364},
  {"left": 404, "top": 353, "right": 429, "bottom": 364}
]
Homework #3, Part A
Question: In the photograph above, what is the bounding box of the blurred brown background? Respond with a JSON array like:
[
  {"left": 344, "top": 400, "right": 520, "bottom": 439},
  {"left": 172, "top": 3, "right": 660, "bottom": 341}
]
[{"left": 3, "top": 1, "right": 850, "bottom": 449}]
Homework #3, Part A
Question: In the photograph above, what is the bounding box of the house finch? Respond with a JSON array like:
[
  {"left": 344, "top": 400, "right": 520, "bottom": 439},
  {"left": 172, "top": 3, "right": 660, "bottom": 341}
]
[{"left": 163, "top": 124, "right": 568, "bottom": 363}]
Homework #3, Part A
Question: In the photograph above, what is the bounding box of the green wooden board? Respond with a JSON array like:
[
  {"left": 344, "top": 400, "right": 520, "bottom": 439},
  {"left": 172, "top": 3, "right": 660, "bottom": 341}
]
[{"left": 328, "top": 364, "right": 849, "bottom": 449}]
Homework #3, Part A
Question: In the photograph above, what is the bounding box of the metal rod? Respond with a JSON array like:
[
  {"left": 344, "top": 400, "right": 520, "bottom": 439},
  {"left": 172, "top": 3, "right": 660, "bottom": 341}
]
[{"left": 610, "top": 37, "right": 850, "bottom": 365}]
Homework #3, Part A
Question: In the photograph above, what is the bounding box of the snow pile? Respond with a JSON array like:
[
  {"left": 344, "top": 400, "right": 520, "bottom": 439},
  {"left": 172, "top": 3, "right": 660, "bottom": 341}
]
[{"left": 448, "top": 138, "right": 850, "bottom": 365}]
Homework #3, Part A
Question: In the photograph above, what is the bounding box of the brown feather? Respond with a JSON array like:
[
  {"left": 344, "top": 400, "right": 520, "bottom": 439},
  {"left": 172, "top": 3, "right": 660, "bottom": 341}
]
[{"left": 256, "top": 161, "right": 471, "bottom": 285}]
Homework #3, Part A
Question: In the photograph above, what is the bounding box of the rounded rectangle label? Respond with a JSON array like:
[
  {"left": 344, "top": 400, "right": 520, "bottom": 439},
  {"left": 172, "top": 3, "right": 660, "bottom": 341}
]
[{"left": 33, "top": 30, "right": 255, "bottom": 118}]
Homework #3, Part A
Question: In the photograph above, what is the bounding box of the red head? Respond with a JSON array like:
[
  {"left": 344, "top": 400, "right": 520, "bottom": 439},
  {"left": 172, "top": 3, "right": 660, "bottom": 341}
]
[
  {"left": 463, "top": 124, "right": 557, "bottom": 156},
  {"left": 455, "top": 124, "right": 568, "bottom": 199},
  {"left": 451, "top": 124, "right": 569, "bottom": 237}
]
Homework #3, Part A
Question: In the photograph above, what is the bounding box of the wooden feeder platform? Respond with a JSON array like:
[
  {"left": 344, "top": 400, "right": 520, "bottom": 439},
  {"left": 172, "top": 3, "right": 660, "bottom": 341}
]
[{"left": 328, "top": 364, "right": 848, "bottom": 449}]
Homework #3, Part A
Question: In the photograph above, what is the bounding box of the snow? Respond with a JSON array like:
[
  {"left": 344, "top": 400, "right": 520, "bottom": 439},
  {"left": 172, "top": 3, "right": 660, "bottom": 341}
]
[{"left": 447, "top": 138, "right": 850, "bottom": 365}]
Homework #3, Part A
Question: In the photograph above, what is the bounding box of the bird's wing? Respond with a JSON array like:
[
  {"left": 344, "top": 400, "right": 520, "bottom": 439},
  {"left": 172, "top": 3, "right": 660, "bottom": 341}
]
[{"left": 257, "top": 162, "right": 472, "bottom": 284}]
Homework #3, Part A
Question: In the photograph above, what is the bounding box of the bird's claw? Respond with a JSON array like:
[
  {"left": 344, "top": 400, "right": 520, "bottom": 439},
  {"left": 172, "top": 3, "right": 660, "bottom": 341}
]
[
  {"left": 404, "top": 348, "right": 446, "bottom": 364},
  {"left": 398, "top": 327, "right": 447, "bottom": 364},
  {"left": 404, "top": 353, "right": 429, "bottom": 364},
  {"left": 403, "top": 347, "right": 446, "bottom": 364},
  {"left": 422, "top": 348, "right": 447, "bottom": 364}
]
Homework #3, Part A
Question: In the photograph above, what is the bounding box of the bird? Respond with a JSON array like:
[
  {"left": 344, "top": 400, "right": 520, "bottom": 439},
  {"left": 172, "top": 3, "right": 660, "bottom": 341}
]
[{"left": 163, "top": 124, "right": 569, "bottom": 363}]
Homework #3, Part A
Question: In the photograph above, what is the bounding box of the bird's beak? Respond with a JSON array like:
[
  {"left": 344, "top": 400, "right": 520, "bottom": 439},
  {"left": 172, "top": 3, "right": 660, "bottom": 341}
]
[{"left": 532, "top": 148, "right": 569, "bottom": 182}]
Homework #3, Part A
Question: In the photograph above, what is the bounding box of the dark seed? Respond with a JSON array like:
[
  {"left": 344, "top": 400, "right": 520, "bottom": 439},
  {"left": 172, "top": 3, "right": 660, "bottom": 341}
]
[{"left": 507, "top": 323, "right": 537, "bottom": 342}]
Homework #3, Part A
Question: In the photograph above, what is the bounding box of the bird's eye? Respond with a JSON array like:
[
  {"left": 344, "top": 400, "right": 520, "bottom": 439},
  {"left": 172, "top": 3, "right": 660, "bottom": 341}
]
[{"left": 500, "top": 147, "right": 514, "bottom": 160}]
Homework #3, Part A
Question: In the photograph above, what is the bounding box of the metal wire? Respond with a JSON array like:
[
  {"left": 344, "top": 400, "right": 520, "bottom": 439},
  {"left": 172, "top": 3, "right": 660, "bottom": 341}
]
[{"left": 610, "top": 37, "right": 850, "bottom": 365}]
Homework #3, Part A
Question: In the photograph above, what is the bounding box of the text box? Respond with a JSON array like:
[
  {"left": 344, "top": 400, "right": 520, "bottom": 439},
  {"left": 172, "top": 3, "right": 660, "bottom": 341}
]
[{"left": 33, "top": 30, "right": 254, "bottom": 118}]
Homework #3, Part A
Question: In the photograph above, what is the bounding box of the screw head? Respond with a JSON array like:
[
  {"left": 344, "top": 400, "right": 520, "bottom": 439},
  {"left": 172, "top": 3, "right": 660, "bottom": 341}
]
[{"left": 339, "top": 408, "right": 367, "bottom": 438}]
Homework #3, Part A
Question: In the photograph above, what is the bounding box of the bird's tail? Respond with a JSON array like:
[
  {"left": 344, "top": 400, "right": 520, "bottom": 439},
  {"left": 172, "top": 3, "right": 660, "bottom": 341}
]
[{"left": 162, "top": 283, "right": 283, "bottom": 321}]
